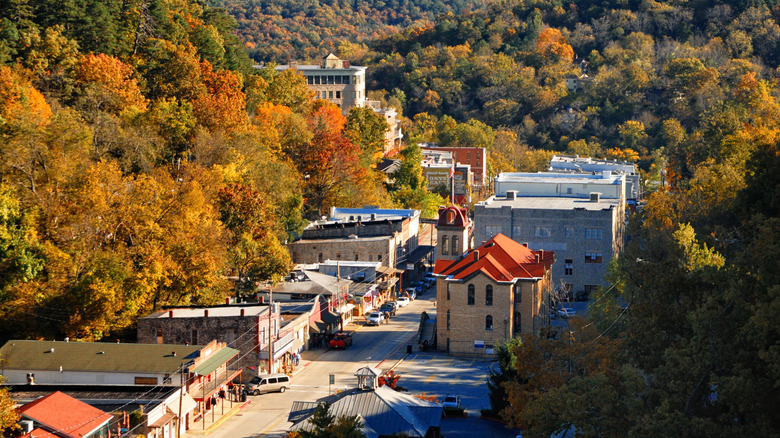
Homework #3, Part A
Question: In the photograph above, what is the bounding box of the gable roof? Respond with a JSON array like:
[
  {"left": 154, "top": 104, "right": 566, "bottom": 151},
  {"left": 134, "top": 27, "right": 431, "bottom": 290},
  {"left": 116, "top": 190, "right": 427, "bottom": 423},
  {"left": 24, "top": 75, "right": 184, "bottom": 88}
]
[
  {"left": 18, "top": 392, "right": 112, "bottom": 438},
  {"left": 433, "top": 233, "right": 554, "bottom": 282},
  {"left": 0, "top": 340, "right": 202, "bottom": 374},
  {"left": 20, "top": 428, "right": 59, "bottom": 438},
  {"left": 288, "top": 386, "right": 442, "bottom": 437}
]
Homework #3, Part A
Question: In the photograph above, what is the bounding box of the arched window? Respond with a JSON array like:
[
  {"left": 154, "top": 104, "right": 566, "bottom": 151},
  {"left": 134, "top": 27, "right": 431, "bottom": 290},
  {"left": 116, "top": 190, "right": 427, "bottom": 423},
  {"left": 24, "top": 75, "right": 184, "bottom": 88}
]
[
  {"left": 467, "top": 285, "right": 475, "bottom": 305},
  {"left": 452, "top": 235, "right": 459, "bottom": 255},
  {"left": 485, "top": 315, "right": 493, "bottom": 331},
  {"left": 441, "top": 236, "right": 449, "bottom": 255},
  {"left": 447, "top": 310, "right": 451, "bottom": 330},
  {"left": 446, "top": 210, "right": 456, "bottom": 223},
  {"left": 485, "top": 285, "right": 493, "bottom": 306}
]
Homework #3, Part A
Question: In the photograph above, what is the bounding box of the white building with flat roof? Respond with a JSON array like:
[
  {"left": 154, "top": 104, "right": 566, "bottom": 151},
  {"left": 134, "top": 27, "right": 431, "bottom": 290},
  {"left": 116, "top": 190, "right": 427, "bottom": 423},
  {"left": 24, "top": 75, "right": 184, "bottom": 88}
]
[{"left": 549, "top": 155, "right": 641, "bottom": 201}]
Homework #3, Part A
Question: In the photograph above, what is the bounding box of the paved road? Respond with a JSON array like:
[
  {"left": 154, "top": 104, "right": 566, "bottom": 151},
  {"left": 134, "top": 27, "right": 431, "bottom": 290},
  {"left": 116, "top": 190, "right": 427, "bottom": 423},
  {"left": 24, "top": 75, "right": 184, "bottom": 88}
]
[
  {"left": 194, "top": 295, "right": 434, "bottom": 438},
  {"left": 190, "top": 287, "right": 525, "bottom": 437}
]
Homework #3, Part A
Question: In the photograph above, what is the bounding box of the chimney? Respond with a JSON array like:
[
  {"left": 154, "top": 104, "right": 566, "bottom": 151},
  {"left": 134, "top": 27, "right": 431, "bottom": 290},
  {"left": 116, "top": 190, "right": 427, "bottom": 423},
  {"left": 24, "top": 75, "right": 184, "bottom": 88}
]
[
  {"left": 240, "top": 308, "right": 245, "bottom": 317},
  {"left": 590, "top": 192, "right": 600, "bottom": 202},
  {"left": 540, "top": 250, "right": 544, "bottom": 261},
  {"left": 473, "top": 250, "right": 479, "bottom": 262},
  {"left": 204, "top": 309, "right": 209, "bottom": 317},
  {"left": 169, "top": 310, "right": 174, "bottom": 318},
  {"left": 226, "top": 297, "right": 231, "bottom": 305}
]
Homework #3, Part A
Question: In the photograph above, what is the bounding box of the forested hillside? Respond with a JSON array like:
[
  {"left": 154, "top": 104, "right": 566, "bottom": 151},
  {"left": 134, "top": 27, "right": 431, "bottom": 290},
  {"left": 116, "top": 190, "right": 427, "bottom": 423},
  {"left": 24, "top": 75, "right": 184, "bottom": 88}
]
[
  {"left": 0, "top": 0, "right": 443, "bottom": 343},
  {"left": 343, "top": 0, "right": 780, "bottom": 436},
  {"left": 208, "top": 0, "right": 488, "bottom": 62}
]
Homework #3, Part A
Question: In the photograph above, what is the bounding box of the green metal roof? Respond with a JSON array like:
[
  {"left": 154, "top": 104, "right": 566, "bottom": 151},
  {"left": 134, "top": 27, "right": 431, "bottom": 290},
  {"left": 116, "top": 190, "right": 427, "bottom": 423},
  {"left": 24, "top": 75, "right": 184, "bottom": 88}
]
[
  {"left": 0, "top": 340, "right": 203, "bottom": 374},
  {"left": 191, "top": 347, "right": 239, "bottom": 376}
]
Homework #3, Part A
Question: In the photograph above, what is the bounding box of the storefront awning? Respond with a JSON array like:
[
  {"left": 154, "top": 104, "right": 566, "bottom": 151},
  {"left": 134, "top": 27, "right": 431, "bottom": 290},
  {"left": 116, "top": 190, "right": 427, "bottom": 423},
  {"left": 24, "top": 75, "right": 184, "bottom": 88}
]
[
  {"left": 321, "top": 311, "right": 340, "bottom": 324},
  {"left": 310, "top": 320, "right": 328, "bottom": 333},
  {"left": 336, "top": 303, "right": 355, "bottom": 314},
  {"left": 167, "top": 393, "right": 197, "bottom": 417}
]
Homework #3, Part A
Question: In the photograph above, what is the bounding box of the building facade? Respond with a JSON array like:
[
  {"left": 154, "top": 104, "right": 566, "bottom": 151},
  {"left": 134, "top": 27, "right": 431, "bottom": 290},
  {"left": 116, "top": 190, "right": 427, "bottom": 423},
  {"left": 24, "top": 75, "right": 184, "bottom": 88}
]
[
  {"left": 433, "top": 233, "right": 554, "bottom": 356},
  {"left": 137, "top": 304, "right": 298, "bottom": 376},
  {"left": 474, "top": 188, "right": 625, "bottom": 300},
  {"left": 274, "top": 53, "right": 367, "bottom": 114},
  {"left": 549, "top": 154, "right": 641, "bottom": 202},
  {"left": 420, "top": 144, "right": 487, "bottom": 193}
]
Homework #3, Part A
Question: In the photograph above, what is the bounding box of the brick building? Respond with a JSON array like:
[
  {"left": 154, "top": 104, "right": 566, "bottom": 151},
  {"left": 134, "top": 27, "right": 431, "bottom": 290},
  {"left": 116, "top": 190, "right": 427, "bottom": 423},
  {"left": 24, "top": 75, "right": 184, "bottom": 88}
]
[
  {"left": 433, "top": 232, "right": 554, "bottom": 356},
  {"left": 420, "top": 144, "right": 487, "bottom": 194}
]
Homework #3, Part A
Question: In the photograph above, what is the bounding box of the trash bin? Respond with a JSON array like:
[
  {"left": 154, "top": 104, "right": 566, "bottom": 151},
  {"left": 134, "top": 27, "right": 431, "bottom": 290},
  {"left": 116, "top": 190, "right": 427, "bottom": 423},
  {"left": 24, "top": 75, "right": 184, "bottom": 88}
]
[
  {"left": 407, "top": 344, "right": 413, "bottom": 354},
  {"left": 240, "top": 392, "right": 247, "bottom": 402}
]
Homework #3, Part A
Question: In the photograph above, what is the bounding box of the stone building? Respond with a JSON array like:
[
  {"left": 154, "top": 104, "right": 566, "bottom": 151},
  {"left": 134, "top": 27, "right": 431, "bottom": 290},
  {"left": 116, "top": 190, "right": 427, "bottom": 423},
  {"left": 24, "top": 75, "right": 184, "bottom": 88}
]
[
  {"left": 274, "top": 53, "right": 367, "bottom": 114},
  {"left": 137, "top": 304, "right": 305, "bottom": 376},
  {"left": 433, "top": 232, "right": 554, "bottom": 356},
  {"left": 474, "top": 174, "right": 625, "bottom": 300},
  {"left": 287, "top": 207, "right": 420, "bottom": 270}
]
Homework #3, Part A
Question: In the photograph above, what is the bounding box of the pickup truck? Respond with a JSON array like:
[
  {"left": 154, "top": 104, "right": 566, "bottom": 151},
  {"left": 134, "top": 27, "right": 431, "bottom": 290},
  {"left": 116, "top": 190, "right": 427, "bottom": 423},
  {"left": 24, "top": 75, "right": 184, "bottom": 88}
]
[{"left": 329, "top": 332, "right": 353, "bottom": 349}]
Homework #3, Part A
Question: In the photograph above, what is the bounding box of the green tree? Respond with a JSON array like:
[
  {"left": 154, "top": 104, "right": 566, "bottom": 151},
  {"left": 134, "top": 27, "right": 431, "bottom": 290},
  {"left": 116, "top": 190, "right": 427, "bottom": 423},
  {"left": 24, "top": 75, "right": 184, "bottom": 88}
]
[
  {"left": 345, "top": 106, "right": 390, "bottom": 168},
  {"left": 296, "top": 402, "right": 366, "bottom": 438}
]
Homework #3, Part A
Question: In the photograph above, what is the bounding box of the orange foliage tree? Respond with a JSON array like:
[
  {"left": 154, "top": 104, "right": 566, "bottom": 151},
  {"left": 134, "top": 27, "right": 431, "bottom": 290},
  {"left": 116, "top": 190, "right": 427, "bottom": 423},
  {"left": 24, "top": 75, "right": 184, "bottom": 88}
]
[
  {"left": 193, "top": 61, "right": 248, "bottom": 133},
  {"left": 536, "top": 28, "right": 574, "bottom": 62},
  {"left": 0, "top": 66, "right": 52, "bottom": 132},
  {"left": 74, "top": 53, "right": 148, "bottom": 114}
]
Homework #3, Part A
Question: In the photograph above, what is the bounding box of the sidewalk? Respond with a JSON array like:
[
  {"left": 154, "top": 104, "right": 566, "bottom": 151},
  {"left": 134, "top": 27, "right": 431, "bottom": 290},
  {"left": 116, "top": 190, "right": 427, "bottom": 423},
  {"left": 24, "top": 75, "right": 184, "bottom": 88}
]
[{"left": 186, "top": 395, "right": 251, "bottom": 435}]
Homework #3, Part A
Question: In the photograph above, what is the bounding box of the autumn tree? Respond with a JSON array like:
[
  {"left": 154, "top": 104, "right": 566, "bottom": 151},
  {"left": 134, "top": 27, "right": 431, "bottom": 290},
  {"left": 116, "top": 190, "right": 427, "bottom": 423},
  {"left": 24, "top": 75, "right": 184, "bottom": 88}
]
[
  {"left": 0, "top": 377, "right": 19, "bottom": 437},
  {"left": 536, "top": 27, "right": 574, "bottom": 62},
  {"left": 217, "top": 182, "right": 291, "bottom": 295},
  {"left": 345, "top": 106, "right": 390, "bottom": 168},
  {"left": 73, "top": 53, "right": 148, "bottom": 116}
]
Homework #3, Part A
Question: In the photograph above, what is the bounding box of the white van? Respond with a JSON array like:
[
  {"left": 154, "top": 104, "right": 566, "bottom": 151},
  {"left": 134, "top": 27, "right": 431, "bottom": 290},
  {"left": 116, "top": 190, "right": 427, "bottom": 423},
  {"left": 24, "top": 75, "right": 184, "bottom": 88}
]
[{"left": 245, "top": 373, "right": 291, "bottom": 395}]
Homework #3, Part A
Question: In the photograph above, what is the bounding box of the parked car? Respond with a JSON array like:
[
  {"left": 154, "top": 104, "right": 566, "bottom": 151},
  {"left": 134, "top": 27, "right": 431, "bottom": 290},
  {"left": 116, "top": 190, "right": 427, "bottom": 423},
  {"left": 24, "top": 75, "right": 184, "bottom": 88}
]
[
  {"left": 558, "top": 307, "right": 577, "bottom": 318},
  {"left": 385, "top": 301, "right": 399, "bottom": 312},
  {"left": 244, "top": 373, "right": 291, "bottom": 395},
  {"left": 404, "top": 288, "right": 417, "bottom": 300},
  {"left": 442, "top": 394, "right": 461, "bottom": 409},
  {"left": 396, "top": 296, "right": 410, "bottom": 307},
  {"left": 329, "top": 332, "right": 353, "bottom": 349},
  {"left": 366, "top": 312, "right": 386, "bottom": 326},
  {"left": 379, "top": 303, "right": 396, "bottom": 316},
  {"left": 424, "top": 274, "right": 436, "bottom": 287}
]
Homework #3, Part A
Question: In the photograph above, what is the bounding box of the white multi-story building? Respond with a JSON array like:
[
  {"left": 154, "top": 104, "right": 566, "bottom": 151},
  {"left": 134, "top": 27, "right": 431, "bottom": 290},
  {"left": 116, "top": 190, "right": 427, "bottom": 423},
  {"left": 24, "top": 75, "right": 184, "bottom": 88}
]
[{"left": 274, "top": 53, "right": 367, "bottom": 114}]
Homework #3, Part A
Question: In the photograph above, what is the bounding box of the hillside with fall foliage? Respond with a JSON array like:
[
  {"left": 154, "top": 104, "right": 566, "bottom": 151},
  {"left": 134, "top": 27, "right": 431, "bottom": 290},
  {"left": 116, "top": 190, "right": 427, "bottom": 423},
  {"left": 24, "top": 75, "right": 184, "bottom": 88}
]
[
  {"left": 208, "top": 0, "right": 488, "bottom": 62},
  {"left": 0, "top": 0, "right": 447, "bottom": 343}
]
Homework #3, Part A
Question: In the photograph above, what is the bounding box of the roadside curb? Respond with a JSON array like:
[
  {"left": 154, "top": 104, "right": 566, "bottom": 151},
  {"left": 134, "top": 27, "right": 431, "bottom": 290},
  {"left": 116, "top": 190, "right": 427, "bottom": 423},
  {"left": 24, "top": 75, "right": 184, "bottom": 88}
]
[{"left": 202, "top": 399, "right": 251, "bottom": 435}]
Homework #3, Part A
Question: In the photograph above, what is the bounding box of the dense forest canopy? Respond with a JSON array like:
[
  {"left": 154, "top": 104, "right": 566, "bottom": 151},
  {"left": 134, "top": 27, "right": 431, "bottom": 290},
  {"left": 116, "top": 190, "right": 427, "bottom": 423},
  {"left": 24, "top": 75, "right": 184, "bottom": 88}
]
[
  {"left": 0, "top": 0, "right": 443, "bottom": 342},
  {"left": 1, "top": 0, "right": 780, "bottom": 435},
  {"left": 208, "top": 0, "right": 488, "bottom": 62}
]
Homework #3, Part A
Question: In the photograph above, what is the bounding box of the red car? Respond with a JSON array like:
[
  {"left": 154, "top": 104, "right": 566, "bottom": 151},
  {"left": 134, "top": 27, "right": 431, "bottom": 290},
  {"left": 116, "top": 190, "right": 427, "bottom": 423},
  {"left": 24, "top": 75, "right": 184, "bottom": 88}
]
[{"left": 329, "top": 332, "right": 353, "bottom": 349}]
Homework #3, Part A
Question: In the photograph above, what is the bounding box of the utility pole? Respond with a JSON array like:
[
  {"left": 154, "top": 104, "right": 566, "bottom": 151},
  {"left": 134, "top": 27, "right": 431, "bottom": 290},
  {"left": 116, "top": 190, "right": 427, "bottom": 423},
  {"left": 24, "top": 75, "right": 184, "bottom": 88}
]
[{"left": 268, "top": 285, "right": 273, "bottom": 374}]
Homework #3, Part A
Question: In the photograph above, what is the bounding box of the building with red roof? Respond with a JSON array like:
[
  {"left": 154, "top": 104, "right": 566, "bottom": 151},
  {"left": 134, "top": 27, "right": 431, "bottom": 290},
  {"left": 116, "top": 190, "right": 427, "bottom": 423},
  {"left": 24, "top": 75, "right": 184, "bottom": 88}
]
[
  {"left": 433, "top": 230, "right": 554, "bottom": 355},
  {"left": 16, "top": 391, "right": 112, "bottom": 438}
]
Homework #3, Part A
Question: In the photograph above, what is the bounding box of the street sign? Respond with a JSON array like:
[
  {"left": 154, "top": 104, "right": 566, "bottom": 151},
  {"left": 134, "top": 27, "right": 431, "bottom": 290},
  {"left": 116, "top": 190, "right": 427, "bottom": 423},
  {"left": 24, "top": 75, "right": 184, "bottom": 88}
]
[{"left": 474, "top": 340, "right": 485, "bottom": 349}]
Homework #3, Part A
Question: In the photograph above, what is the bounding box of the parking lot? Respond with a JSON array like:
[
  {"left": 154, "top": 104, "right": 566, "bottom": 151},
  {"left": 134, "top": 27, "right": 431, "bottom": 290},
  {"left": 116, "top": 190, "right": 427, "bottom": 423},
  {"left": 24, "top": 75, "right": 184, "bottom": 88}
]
[{"left": 389, "top": 350, "right": 523, "bottom": 437}]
